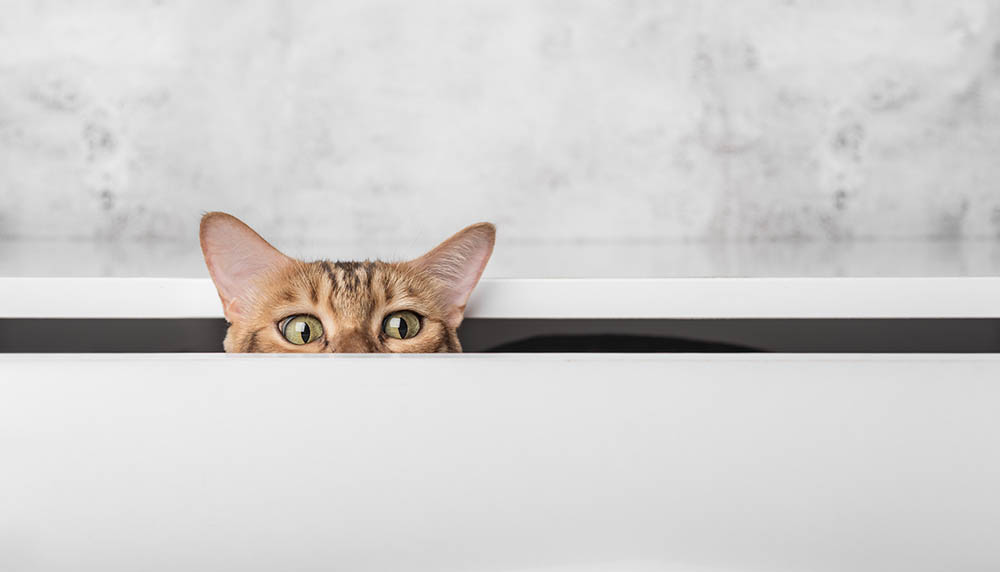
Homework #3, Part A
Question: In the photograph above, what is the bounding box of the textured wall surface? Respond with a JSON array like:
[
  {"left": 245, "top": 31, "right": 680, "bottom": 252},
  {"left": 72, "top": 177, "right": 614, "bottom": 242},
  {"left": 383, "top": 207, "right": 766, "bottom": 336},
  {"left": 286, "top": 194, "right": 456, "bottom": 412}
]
[{"left": 2, "top": 0, "right": 1000, "bottom": 252}]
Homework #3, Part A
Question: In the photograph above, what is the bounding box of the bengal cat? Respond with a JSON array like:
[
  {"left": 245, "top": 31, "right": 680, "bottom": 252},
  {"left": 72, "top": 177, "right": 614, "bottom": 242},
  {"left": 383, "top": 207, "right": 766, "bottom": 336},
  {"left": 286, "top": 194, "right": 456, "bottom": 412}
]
[{"left": 200, "top": 212, "right": 495, "bottom": 353}]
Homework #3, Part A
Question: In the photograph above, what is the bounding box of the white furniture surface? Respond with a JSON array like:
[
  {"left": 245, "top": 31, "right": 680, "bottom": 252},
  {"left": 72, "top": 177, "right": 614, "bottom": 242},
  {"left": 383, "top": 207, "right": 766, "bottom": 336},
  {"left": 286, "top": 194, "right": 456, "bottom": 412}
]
[
  {"left": 3, "top": 241, "right": 998, "bottom": 571},
  {"left": 2, "top": 354, "right": 999, "bottom": 572},
  {"left": 3, "top": 276, "right": 1000, "bottom": 319}
]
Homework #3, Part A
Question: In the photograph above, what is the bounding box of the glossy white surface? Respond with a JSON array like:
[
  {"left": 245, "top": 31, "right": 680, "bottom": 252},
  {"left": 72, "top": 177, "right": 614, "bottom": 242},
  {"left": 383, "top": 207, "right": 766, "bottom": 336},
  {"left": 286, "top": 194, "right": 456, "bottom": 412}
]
[
  {"left": 2, "top": 276, "right": 1000, "bottom": 319},
  {"left": 2, "top": 354, "right": 999, "bottom": 572}
]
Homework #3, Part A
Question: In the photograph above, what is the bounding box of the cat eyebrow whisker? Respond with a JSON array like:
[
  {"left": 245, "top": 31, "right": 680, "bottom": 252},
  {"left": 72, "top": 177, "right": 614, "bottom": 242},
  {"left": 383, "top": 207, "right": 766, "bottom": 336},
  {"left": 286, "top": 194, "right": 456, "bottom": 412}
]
[
  {"left": 383, "top": 298, "right": 433, "bottom": 317},
  {"left": 308, "top": 280, "right": 319, "bottom": 304}
]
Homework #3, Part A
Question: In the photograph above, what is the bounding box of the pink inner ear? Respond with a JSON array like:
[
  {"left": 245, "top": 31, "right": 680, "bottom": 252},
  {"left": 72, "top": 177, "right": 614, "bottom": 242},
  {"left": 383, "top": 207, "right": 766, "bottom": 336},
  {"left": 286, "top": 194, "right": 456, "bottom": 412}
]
[
  {"left": 411, "top": 223, "right": 496, "bottom": 325},
  {"left": 200, "top": 213, "right": 292, "bottom": 319}
]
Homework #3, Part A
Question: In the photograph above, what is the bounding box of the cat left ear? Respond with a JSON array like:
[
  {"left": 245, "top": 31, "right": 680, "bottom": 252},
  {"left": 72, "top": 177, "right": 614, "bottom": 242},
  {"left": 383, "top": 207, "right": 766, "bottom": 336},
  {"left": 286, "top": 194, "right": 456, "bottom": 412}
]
[
  {"left": 200, "top": 212, "right": 294, "bottom": 322},
  {"left": 409, "top": 222, "right": 496, "bottom": 328}
]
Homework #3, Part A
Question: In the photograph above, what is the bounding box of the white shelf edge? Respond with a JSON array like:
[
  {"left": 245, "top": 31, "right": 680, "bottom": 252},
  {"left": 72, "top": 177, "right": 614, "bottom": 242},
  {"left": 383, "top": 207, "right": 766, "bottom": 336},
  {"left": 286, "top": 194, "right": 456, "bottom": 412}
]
[{"left": 1, "top": 277, "right": 999, "bottom": 319}]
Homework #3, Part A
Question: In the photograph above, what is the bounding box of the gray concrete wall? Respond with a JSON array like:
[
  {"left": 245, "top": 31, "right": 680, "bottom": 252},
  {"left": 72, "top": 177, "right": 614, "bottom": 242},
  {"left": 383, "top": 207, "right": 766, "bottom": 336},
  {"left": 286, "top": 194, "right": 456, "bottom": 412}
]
[{"left": 2, "top": 0, "right": 1000, "bottom": 247}]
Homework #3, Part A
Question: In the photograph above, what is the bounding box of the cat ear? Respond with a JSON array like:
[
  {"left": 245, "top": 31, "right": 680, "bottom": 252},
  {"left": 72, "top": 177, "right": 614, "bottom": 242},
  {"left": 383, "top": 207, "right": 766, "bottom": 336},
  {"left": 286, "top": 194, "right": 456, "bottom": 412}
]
[
  {"left": 409, "top": 222, "right": 496, "bottom": 328},
  {"left": 200, "top": 212, "right": 294, "bottom": 322}
]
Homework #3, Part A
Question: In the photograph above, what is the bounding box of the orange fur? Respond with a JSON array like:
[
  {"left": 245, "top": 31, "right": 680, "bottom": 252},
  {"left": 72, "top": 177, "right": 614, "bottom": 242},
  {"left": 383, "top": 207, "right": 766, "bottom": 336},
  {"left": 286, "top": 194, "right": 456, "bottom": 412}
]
[{"left": 200, "top": 212, "right": 495, "bottom": 353}]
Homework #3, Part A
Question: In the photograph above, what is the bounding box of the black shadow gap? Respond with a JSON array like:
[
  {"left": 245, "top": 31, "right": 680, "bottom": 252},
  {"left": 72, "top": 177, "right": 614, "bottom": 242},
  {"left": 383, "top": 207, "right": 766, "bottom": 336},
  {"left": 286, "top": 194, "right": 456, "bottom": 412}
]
[{"left": 1, "top": 318, "right": 998, "bottom": 353}]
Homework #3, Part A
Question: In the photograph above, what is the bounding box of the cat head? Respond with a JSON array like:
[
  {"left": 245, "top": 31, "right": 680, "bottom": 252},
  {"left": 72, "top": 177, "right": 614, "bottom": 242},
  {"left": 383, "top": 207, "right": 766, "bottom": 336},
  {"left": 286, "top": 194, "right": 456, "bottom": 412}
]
[{"left": 199, "top": 212, "right": 495, "bottom": 353}]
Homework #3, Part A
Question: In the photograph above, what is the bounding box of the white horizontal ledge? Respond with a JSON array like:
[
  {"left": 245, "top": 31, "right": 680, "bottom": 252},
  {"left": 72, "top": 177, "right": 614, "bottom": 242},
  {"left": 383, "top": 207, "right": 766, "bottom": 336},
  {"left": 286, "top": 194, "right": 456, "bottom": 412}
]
[{"left": 1, "top": 277, "right": 1000, "bottom": 319}]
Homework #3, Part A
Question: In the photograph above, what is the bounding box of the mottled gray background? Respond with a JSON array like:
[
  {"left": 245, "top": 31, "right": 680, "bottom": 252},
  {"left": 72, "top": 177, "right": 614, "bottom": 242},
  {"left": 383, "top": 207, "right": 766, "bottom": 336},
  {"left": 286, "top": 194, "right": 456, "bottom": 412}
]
[{"left": 2, "top": 0, "right": 1000, "bottom": 277}]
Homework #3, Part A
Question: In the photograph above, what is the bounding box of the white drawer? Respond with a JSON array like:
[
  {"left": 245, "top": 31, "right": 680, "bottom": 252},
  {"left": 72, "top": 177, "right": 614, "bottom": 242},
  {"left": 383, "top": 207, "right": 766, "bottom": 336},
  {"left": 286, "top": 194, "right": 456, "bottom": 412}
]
[
  {"left": 1, "top": 278, "right": 999, "bottom": 353},
  {"left": 1, "top": 354, "right": 998, "bottom": 571}
]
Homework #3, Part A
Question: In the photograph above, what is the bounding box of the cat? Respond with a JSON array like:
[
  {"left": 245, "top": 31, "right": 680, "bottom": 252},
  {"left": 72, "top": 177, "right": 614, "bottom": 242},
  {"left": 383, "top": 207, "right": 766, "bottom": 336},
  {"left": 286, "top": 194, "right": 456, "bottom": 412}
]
[{"left": 199, "top": 212, "right": 495, "bottom": 353}]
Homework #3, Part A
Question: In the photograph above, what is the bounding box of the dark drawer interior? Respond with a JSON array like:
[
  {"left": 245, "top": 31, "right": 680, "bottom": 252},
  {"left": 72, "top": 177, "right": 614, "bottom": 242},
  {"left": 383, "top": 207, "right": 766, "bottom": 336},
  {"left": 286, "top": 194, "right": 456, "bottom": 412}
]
[{"left": 2, "top": 318, "right": 999, "bottom": 353}]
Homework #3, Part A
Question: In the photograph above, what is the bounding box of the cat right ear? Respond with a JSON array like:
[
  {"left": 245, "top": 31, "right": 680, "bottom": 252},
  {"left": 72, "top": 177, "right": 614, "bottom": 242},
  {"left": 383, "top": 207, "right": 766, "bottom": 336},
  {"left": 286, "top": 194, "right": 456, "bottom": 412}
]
[
  {"left": 199, "top": 212, "right": 293, "bottom": 322},
  {"left": 408, "top": 222, "right": 496, "bottom": 328}
]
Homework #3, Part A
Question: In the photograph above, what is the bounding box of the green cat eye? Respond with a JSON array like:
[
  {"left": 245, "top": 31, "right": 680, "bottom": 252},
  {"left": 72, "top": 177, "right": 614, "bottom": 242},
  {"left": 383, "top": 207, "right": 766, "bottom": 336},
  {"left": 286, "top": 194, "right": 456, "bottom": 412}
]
[
  {"left": 281, "top": 314, "right": 324, "bottom": 345},
  {"left": 383, "top": 310, "right": 421, "bottom": 340}
]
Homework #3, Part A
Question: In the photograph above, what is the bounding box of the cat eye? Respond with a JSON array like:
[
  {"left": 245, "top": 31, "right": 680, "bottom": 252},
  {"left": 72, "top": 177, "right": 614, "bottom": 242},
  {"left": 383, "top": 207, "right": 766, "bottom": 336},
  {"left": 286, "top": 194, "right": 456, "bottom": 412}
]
[
  {"left": 280, "top": 314, "right": 324, "bottom": 345},
  {"left": 382, "top": 310, "right": 421, "bottom": 340}
]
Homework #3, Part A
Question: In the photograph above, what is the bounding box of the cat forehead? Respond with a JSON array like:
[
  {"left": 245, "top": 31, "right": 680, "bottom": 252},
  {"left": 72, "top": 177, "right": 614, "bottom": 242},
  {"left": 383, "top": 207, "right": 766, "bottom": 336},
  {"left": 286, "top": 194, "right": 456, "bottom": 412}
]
[
  {"left": 262, "top": 259, "right": 442, "bottom": 315},
  {"left": 322, "top": 260, "right": 379, "bottom": 292}
]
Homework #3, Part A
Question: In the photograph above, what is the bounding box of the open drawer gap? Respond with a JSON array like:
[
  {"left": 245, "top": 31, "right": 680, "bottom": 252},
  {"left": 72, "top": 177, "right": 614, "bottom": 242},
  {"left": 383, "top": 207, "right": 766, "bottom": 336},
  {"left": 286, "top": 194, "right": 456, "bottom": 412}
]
[{"left": 1, "top": 318, "right": 998, "bottom": 353}]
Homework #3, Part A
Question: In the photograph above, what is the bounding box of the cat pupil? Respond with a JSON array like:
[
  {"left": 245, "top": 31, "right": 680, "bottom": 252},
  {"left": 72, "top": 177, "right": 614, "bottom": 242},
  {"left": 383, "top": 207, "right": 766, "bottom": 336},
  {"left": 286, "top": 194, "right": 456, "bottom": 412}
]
[
  {"left": 297, "top": 321, "right": 311, "bottom": 342},
  {"left": 395, "top": 317, "right": 408, "bottom": 338}
]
